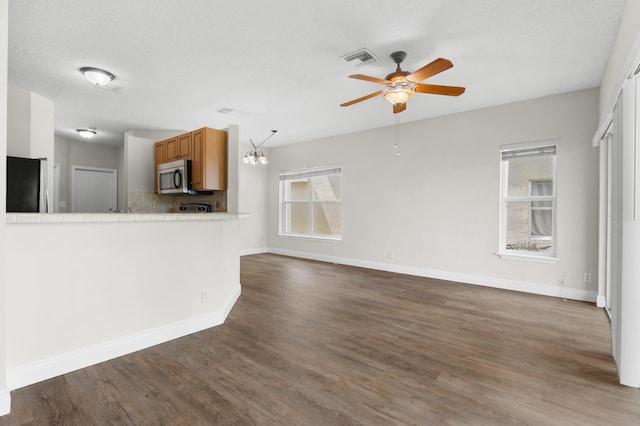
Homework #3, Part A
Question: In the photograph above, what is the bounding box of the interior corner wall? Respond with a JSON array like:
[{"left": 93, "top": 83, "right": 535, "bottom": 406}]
[
  {"left": 124, "top": 134, "right": 154, "bottom": 192},
  {"left": 7, "top": 88, "right": 54, "bottom": 170},
  {"left": 238, "top": 143, "right": 269, "bottom": 254},
  {"left": 268, "top": 88, "right": 600, "bottom": 301},
  {"left": 6, "top": 88, "right": 29, "bottom": 157},
  {"left": 1, "top": 0, "right": 10, "bottom": 416}
]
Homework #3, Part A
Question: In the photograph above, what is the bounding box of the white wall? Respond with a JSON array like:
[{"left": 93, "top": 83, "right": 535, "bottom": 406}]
[
  {"left": 54, "top": 136, "right": 121, "bottom": 212},
  {"left": 5, "top": 216, "right": 242, "bottom": 389},
  {"left": 238, "top": 142, "right": 269, "bottom": 253},
  {"left": 124, "top": 135, "right": 154, "bottom": 192},
  {"left": 268, "top": 89, "right": 599, "bottom": 301},
  {"left": 0, "top": 0, "right": 9, "bottom": 416}
]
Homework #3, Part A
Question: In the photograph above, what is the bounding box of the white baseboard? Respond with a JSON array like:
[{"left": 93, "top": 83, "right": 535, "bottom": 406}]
[
  {"left": 240, "top": 247, "right": 269, "bottom": 256},
  {"left": 596, "top": 294, "right": 606, "bottom": 308},
  {"left": 0, "top": 389, "right": 10, "bottom": 416},
  {"left": 268, "top": 248, "right": 598, "bottom": 303},
  {"left": 7, "top": 284, "right": 241, "bottom": 391}
]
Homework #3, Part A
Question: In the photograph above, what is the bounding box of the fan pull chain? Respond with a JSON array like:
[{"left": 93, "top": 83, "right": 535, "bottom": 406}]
[{"left": 395, "top": 113, "right": 401, "bottom": 155}]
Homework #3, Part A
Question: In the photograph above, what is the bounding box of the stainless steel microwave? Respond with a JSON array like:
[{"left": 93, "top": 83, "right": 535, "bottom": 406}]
[{"left": 158, "top": 159, "right": 191, "bottom": 194}]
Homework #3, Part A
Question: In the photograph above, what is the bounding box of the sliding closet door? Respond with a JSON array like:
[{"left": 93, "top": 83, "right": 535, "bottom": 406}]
[
  {"left": 607, "top": 98, "right": 622, "bottom": 367},
  {"left": 605, "top": 76, "right": 640, "bottom": 387}
]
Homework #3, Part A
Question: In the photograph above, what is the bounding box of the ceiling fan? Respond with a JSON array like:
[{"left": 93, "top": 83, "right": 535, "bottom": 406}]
[{"left": 340, "top": 51, "right": 465, "bottom": 114}]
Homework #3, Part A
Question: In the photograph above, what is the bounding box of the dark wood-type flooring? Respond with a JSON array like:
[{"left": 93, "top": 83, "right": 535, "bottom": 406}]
[{"left": 2, "top": 253, "right": 639, "bottom": 425}]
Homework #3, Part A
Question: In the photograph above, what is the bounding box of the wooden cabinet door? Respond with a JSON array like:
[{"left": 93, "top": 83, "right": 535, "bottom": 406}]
[
  {"left": 177, "top": 133, "right": 191, "bottom": 159},
  {"left": 191, "top": 128, "right": 228, "bottom": 191},
  {"left": 191, "top": 129, "right": 204, "bottom": 190},
  {"left": 202, "top": 128, "right": 227, "bottom": 191},
  {"left": 166, "top": 137, "right": 178, "bottom": 161},
  {"left": 153, "top": 141, "right": 167, "bottom": 193}
]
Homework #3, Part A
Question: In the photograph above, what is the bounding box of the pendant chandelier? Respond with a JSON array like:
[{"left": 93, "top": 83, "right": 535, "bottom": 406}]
[{"left": 243, "top": 130, "right": 277, "bottom": 165}]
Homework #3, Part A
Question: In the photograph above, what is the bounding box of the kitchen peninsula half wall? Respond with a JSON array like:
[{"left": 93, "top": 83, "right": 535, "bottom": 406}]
[{"left": 5, "top": 212, "right": 246, "bottom": 390}]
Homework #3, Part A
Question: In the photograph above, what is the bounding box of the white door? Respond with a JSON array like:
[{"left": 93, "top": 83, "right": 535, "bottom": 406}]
[{"left": 71, "top": 165, "right": 118, "bottom": 213}]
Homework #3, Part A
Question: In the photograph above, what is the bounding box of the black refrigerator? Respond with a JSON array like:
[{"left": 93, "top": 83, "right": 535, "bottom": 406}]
[{"left": 6, "top": 156, "right": 48, "bottom": 212}]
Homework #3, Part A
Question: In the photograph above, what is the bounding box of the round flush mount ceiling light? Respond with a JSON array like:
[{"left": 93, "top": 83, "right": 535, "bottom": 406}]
[
  {"left": 76, "top": 128, "right": 97, "bottom": 138},
  {"left": 79, "top": 67, "right": 115, "bottom": 86}
]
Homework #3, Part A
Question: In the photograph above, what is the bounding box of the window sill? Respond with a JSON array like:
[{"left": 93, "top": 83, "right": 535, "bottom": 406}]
[
  {"left": 496, "top": 252, "right": 559, "bottom": 263},
  {"left": 278, "top": 233, "right": 342, "bottom": 243}
]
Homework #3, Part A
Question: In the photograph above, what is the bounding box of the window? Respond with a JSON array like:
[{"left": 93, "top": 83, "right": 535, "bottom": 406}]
[
  {"left": 280, "top": 165, "right": 341, "bottom": 239},
  {"left": 529, "top": 179, "right": 553, "bottom": 237},
  {"left": 500, "top": 143, "right": 557, "bottom": 258}
]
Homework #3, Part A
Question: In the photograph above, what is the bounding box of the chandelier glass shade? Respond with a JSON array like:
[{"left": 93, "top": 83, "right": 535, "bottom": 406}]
[{"left": 242, "top": 149, "right": 268, "bottom": 165}]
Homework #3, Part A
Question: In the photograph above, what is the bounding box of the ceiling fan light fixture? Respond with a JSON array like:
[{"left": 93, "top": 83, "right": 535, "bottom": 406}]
[
  {"left": 80, "top": 67, "right": 115, "bottom": 86},
  {"left": 383, "top": 87, "right": 414, "bottom": 106},
  {"left": 76, "top": 128, "right": 97, "bottom": 138}
]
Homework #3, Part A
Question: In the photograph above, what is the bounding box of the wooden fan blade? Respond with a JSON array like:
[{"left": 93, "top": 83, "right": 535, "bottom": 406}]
[
  {"left": 414, "top": 84, "right": 466, "bottom": 96},
  {"left": 340, "top": 90, "right": 384, "bottom": 107},
  {"left": 393, "top": 103, "right": 407, "bottom": 114},
  {"left": 406, "top": 58, "right": 453, "bottom": 83},
  {"left": 348, "top": 74, "right": 391, "bottom": 85}
]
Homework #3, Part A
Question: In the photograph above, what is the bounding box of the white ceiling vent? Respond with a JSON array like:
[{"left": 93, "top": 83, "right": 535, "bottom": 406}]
[{"left": 341, "top": 48, "right": 378, "bottom": 68}]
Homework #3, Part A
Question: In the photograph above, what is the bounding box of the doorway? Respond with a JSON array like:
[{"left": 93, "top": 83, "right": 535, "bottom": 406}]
[{"left": 71, "top": 165, "right": 118, "bottom": 213}]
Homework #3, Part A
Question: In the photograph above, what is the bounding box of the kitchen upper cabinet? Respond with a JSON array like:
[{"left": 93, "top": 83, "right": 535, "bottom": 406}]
[
  {"left": 153, "top": 127, "right": 227, "bottom": 193},
  {"left": 166, "top": 134, "right": 191, "bottom": 161},
  {"left": 191, "top": 127, "right": 227, "bottom": 191}
]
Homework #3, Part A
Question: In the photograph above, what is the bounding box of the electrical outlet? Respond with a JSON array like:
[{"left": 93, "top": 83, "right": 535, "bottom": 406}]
[
  {"left": 388, "top": 251, "right": 395, "bottom": 259},
  {"left": 584, "top": 273, "right": 592, "bottom": 283},
  {"left": 202, "top": 289, "right": 210, "bottom": 303}
]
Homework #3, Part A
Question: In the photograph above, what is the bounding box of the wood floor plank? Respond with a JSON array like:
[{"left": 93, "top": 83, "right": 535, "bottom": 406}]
[{"left": 1, "top": 253, "right": 639, "bottom": 425}]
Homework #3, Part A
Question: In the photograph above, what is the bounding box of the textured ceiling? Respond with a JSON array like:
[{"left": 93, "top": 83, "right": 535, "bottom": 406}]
[{"left": 8, "top": 0, "right": 626, "bottom": 147}]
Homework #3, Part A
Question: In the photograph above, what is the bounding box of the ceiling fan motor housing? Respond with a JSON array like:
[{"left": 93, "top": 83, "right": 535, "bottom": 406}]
[
  {"left": 386, "top": 51, "right": 411, "bottom": 81},
  {"left": 390, "top": 51, "right": 407, "bottom": 65}
]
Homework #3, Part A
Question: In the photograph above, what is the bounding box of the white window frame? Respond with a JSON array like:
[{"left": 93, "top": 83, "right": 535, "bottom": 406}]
[
  {"left": 528, "top": 179, "right": 553, "bottom": 238},
  {"left": 499, "top": 142, "right": 558, "bottom": 262},
  {"left": 279, "top": 165, "right": 342, "bottom": 241}
]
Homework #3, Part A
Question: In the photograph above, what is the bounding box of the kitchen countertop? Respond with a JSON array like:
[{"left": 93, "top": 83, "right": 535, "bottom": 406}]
[{"left": 6, "top": 212, "right": 250, "bottom": 224}]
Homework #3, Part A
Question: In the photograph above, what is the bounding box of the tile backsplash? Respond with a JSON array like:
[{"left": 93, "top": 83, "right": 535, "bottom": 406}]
[{"left": 127, "top": 191, "right": 227, "bottom": 213}]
